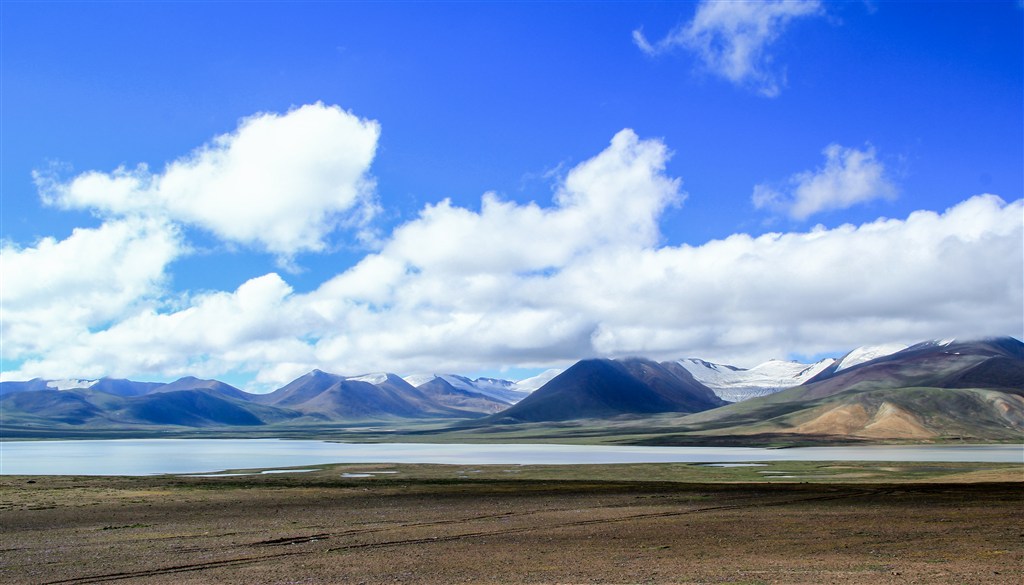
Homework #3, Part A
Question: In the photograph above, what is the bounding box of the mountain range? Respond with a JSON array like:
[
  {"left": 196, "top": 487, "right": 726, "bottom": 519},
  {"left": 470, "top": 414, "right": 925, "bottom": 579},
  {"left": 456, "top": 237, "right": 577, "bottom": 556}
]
[
  {"left": 670, "top": 338, "right": 1024, "bottom": 441},
  {"left": 2, "top": 337, "right": 1021, "bottom": 442}
]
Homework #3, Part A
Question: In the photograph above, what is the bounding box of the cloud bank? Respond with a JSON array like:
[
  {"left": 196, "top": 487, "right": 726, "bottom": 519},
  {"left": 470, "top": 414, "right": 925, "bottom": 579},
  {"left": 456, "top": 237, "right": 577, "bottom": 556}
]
[
  {"left": 635, "top": 0, "right": 823, "bottom": 97},
  {"left": 4, "top": 122, "right": 1021, "bottom": 388},
  {"left": 1, "top": 217, "right": 183, "bottom": 364}
]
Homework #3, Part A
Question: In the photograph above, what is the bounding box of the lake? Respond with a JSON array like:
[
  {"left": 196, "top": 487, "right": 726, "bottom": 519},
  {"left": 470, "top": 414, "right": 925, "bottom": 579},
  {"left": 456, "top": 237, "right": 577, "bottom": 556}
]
[{"left": 1, "top": 439, "right": 1020, "bottom": 475}]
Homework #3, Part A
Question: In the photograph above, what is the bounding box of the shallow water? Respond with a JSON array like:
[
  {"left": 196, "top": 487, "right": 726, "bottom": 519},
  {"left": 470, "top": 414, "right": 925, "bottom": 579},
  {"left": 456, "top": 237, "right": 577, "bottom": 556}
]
[{"left": 0, "top": 439, "right": 1019, "bottom": 476}]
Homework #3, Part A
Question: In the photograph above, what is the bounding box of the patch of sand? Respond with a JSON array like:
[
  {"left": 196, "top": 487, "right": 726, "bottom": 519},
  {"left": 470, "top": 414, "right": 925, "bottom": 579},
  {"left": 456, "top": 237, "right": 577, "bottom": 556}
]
[
  {"left": 793, "top": 401, "right": 935, "bottom": 439},
  {"left": 795, "top": 403, "right": 871, "bottom": 435}
]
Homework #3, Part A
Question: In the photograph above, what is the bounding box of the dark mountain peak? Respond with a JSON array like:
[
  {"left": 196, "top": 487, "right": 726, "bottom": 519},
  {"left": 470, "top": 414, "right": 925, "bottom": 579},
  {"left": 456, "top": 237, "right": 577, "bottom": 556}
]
[
  {"left": 255, "top": 369, "right": 344, "bottom": 407},
  {"left": 487, "top": 357, "right": 723, "bottom": 423}
]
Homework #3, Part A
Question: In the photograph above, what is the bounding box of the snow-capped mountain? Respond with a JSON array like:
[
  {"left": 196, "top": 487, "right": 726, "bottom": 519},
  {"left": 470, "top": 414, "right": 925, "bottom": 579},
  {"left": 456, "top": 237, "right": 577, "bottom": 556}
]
[
  {"left": 402, "top": 371, "right": 561, "bottom": 404},
  {"left": 403, "top": 374, "right": 526, "bottom": 404},
  {"left": 677, "top": 357, "right": 835, "bottom": 402},
  {"left": 347, "top": 373, "right": 391, "bottom": 385}
]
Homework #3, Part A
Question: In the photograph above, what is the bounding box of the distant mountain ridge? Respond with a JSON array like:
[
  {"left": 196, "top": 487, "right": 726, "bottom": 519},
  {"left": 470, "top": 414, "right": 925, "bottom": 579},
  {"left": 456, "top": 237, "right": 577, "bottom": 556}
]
[
  {"left": 252, "top": 370, "right": 501, "bottom": 419},
  {"left": 675, "top": 337, "right": 1024, "bottom": 441},
  {"left": 2, "top": 337, "right": 1021, "bottom": 441},
  {"left": 0, "top": 370, "right": 514, "bottom": 428}
]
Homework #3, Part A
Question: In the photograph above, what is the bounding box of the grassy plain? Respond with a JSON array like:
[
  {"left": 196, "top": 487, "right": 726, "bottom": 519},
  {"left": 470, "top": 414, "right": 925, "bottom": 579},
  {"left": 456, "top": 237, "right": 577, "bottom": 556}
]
[{"left": 2, "top": 461, "right": 1022, "bottom": 584}]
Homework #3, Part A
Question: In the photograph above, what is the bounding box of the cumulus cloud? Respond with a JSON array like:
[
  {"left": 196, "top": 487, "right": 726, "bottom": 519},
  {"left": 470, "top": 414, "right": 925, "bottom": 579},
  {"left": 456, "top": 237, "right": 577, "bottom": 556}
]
[
  {"left": 1, "top": 217, "right": 183, "bottom": 367},
  {"left": 36, "top": 102, "right": 380, "bottom": 260},
  {"left": 380, "top": 129, "right": 681, "bottom": 276},
  {"left": 6, "top": 129, "right": 1021, "bottom": 388},
  {"left": 634, "top": 0, "right": 823, "bottom": 97},
  {"left": 753, "top": 144, "right": 897, "bottom": 219}
]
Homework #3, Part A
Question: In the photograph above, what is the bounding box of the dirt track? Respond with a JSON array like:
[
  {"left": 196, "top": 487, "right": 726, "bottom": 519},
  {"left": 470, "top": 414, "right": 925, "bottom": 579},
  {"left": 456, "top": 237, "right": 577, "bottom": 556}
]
[{"left": 1, "top": 473, "right": 1021, "bottom": 584}]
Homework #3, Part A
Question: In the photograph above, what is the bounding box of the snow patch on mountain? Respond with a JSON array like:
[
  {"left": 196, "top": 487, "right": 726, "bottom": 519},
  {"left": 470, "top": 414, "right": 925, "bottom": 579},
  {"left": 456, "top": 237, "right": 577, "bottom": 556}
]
[
  {"left": 348, "top": 373, "right": 389, "bottom": 385},
  {"left": 435, "top": 374, "right": 482, "bottom": 393},
  {"left": 678, "top": 358, "right": 835, "bottom": 402},
  {"left": 514, "top": 369, "right": 563, "bottom": 392},
  {"left": 835, "top": 343, "right": 908, "bottom": 372},
  {"left": 402, "top": 374, "right": 436, "bottom": 388},
  {"left": 46, "top": 379, "right": 98, "bottom": 391}
]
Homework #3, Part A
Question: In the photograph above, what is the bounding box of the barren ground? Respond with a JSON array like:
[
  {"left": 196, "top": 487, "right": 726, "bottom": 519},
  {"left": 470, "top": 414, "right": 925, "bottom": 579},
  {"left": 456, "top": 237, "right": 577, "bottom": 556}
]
[{"left": 1, "top": 463, "right": 1022, "bottom": 584}]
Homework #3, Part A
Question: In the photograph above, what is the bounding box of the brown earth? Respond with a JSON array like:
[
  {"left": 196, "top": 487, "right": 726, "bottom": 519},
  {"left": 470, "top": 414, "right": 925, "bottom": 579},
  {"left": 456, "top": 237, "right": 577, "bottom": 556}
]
[{"left": 1, "top": 469, "right": 1022, "bottom": 585}]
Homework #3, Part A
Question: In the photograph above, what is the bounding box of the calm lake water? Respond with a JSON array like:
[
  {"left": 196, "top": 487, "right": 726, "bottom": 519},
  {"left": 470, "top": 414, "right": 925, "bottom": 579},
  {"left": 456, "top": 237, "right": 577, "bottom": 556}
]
[{"left": 1, "top": 440, "right": 1021, "bottom": 476}]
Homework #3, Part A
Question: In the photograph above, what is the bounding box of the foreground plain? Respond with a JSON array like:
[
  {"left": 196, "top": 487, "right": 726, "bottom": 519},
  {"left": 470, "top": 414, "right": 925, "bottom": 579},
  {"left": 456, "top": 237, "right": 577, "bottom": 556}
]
[{"left": 2, "top": 462, "right": 1022, "bottom": 584}]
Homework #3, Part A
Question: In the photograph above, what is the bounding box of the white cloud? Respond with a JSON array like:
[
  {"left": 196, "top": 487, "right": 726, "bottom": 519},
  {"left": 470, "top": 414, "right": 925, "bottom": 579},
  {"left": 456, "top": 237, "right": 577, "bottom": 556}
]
[
  {"left": 570, "top": 194, "right": 1022, "bottom": 364},
  {"left": 380, "top": 129, "right": 680, "bottom": 276},
  {"left": 36, "top": 103, "right": 380, "bottom": 260},
  {"left": 4, "top": 273, "right": 319, "bottom": 383},
  {"left": 0, "top": 217, "right": 183, "bottom": 367},
  {"left": 5, "top": 129, "right": 1022, "bottom": 388},
  {"left": 635, "top": 0, "right": 823, "bottom": 97},
  {"left": 753, "top": 144, "right": 897, "bottom": 219}
]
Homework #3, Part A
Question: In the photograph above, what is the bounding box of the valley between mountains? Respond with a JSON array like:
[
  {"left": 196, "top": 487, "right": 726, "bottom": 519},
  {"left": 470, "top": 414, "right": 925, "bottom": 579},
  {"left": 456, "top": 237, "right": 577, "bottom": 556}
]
[{"left": 2, "top": 337, "right": 1022, "bottom": 444}]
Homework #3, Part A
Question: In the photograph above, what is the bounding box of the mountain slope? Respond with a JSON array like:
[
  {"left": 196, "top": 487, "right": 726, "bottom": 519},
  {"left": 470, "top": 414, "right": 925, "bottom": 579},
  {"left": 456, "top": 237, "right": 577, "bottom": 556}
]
[
  {"left": 0, "top": 389, "right": 107, "bottom": 425},
  {"left": 123, "top": 390, "right": 302, "bottom": 426}
]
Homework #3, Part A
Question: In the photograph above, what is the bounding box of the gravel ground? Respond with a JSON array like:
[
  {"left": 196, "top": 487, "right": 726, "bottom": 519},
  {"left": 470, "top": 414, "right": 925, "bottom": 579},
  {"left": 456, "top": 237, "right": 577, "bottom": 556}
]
[{"left": 1, "top": 470, "right": 1021, "bottom": 584}]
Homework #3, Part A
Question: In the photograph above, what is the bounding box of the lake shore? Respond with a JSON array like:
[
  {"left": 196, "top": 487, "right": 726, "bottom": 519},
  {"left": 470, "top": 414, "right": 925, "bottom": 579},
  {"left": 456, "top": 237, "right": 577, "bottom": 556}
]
[
  {"left": 3, "top": 439, "right": 1021, "bottom": 476},
  {"left": 2, "top": 463, "right": 1022, "bottom": 584}
]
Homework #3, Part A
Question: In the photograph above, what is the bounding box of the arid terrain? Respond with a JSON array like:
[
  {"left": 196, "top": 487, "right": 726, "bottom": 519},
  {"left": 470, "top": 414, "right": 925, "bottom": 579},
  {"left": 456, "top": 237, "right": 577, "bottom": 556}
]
[{"left": 2, "top": 462, "right": 1022, "bottom": 584}]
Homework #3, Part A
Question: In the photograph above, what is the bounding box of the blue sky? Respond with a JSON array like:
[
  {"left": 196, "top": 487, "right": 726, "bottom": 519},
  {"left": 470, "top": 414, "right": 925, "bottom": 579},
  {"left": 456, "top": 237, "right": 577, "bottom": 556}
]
[{"left": 2, "top": 1, "right": 1022, "bottom": 390}]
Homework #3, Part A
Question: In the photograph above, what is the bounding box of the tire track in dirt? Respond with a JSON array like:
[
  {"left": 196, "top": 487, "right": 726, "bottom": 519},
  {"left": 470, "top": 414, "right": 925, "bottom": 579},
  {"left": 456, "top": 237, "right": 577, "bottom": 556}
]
[{"left": 326, "top": 487, "right": 879, "bottom": 552}]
